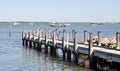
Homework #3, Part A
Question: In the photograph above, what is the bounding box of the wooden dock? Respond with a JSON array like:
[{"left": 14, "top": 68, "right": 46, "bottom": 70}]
[{"left": 22, "top": 28, "right": 120, "bottom": 70}]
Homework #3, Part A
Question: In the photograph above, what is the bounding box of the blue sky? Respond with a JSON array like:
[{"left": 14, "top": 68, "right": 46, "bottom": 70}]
[{"left": 0, "top": 0, "right": 120, "bottom": 22}]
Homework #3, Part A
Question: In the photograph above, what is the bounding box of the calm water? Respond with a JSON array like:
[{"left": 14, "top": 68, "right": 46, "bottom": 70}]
[{"left": 0, "top": 22, "right": 120, "bottom": 71}]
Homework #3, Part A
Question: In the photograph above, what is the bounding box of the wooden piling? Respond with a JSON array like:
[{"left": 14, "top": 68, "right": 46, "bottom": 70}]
[
  {"left": 67, "top": 31, "right": 71, "bottom": 61},
  {"left": 29, "top": 41, "right": 32, "bottom": 48},
  {"left": 45, "top": 29, "right": 49, "bottom": 54},
  {"left": 74, "top": 53, "right": 79, "bottom": 64},
  {"left": 62, "top": 50, "right": 66, "bottom": 60},
  {"left": 53, "top": 31, "right": 57, "bottom": 56},
  {"left": 38, "top": 29, "right": 41, "bottom": 51},
  {"left": 22, "top": 28, "right": 24, "bottom": 46},
  {"left": 84, "top": 30, "right": 87, "bottom": 44},
  {"left": 116, "top": 32, "right": 120, "bottom": 49},
  {"left": 25, "top": 29, "right": 28, "bottom": 47},
  {"left": 33, "top": 30, "right": 36, "bottom": 48},
  {"left": 28, "top": 29, "right": 30, "bottom": 47},
  {"left": 74, "top": 32, "right": 77, "bottom": 51},
  {"left": 55, "top": 29, "right": 59, "bottom": 39},
  {"left": 48, "top": 29, "right": 50, "bottom": 39},
  {"left": 38, "top": 29, "right": 41, "bottom": 43},
  {"left": 22, "top": 28, "right": 24, "bottom": 40},
  {"left": 49, "top": 30, "right": 53, "bottom": 55},
  {"left": 89, "top": 33, "right": 94, "bottom": 68},
  {"left": 36, "top": 28, "right": 39, "bottom": 37},
  {"left": 72, "top": 30, "right": 75, "bottom": 40},
  {"left": 29, "top": 29, "right": 32, "bottom": 47},
  {"left": 73, "top": 31, "right": 79, "bottom": 64},
  {"left": 50, "top": 46, "right": 53, "bottom": 55},
  {"left": 67, "top": 50, "right": 71, "bottom": 61},
  {"left": 62, "top": 30, "right": 67, "bottom": 60},
  {"left": 62, "top": 30, "right": 67, "bottom": 49},
  {"left": 98, "top": 31, "right": 101, "bottom": 46}
]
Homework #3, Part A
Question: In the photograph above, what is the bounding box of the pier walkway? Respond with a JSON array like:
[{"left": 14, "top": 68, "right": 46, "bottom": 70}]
[{"left": 22, "top": 28, "right": 120, "bottom": 69}]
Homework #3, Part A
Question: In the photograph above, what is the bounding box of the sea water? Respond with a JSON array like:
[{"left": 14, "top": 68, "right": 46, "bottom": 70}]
[{"left": 0, "top": 22, "right": 120, "bottom": 71}]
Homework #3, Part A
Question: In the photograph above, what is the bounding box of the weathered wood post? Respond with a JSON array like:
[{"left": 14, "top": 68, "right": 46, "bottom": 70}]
[
  {"left": 25, "top": 29, "right": 28, "bottom": 47},
  {"left": 36, "top": 28, "right": 39, "bottom": 37},
  {"left": 48, "top": 29, "right": 50, "bottom": 39},
  {"left": 45, "top": 29, "right": 49, "bottom": 54},
  {"left": 22, "top": 28, "right": 24, "bottom": 46},
  {"left": 35, "top": 28, "right": 39, "bottom": 49},
  {"left": 74, "top": 32, "right": 78, "bottom": 64},
  {"left": 84, "top": 30, "right": 87, "bottom": 44},
  {"left": 62, "top": 30, "right": 67, "bottom": 60},
  {"left": 53, "top": 30, "right": 57, "bottom": 57},
  {"left": 55, "top": 29, "right": 59, "bottom": 39},
  {"left": 72, "top": 30, "right": 75, "bottom": 40},
  {"left": 67, "top": 49, "right": 71, "bottom": 61},
  {"left": 66, "top": 31, "right": 71, "bottom": 62},
  {"left": 116, "top": 32, "right": 120, "bottom": 49},
  {"left": 33, "top": 30, "right": 36, "bottom": 48},
  {"left": 38, "top": 29, "right": 42, "bottom": 51},
  {"left": 24, "top": 29, "right": 26, "bottom": 46},
  {"left": 50, "top": 31, "right": 53, "bottom": 55},
  {"left": 74, "top": 32, "right": 78, "bottom": 51},
  {"left": 27, "top": 29, "right": 30, "bottom": 46},
  {"left": 29, "top": 29, "right": 32, "bottom": 47},
  {"left": 89, "top": 33, "right": 94, "bottom": 68},
  {"left": 98, "top": 31, "right": 101, "bottom": 46}
]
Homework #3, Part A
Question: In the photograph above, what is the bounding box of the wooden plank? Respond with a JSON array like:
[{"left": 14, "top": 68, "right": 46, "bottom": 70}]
[
  {"left": 94, "top": 51, "right": 112, "bottom": 60},
  {"left": 112, "top": 54, "right": 120, "bottom": 63}
]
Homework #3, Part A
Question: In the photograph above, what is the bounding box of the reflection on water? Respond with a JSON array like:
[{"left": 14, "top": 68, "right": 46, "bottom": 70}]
[
  {"left": 0, "top": 37, "right": 89, "bottom": 71},
  {"left": 22, "top": 47, "right": 89, "bottom": 71}
]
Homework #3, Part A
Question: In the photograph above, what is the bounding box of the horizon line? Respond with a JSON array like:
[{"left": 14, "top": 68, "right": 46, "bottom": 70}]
[{"left": 0, "top": 21, "right": 119, "bottom": 23}]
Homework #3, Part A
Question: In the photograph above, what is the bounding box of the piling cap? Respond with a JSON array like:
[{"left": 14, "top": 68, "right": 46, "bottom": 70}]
[
  {"left": 98, "top": 31, "right": 101, "bottom": 33},
  {"left": 74, "top": 32, "right": 77, "bottom": 34},
  {"left": 84, "top": 30, "right": 87, "bottom": 32},
  {"left": 72, "top": 30, "right": 75, "bottom": 32},
  {"left": 63, "top": 30, "right": 66, "bottom": 32},
  {"left": 90, "top": 32, "right": 93, "bottom": 34},
  {"left": 116, "top": 32, "right": 120, "bottom": 34}
]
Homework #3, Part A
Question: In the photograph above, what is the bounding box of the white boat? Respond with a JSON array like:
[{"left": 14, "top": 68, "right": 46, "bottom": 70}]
[
  {"left": 30, "top": 23, "right": 34, "bottom": 25},
  {"left": 64, "top": 24, "right": 70, "bottom": 26},
  {"left": 13, "top": 22, "right": 20, "bottom": 26},
  {"left": 90, "top": 22, "right": 104, "bottom": 26},
  {"left": 50, "top": 22, "right": 70, "bottom": 27}
]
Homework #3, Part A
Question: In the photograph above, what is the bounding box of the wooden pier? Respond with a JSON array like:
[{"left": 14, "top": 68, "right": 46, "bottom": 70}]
[{"left": 22, "top": 28, "right": 120, "bottom": 70}]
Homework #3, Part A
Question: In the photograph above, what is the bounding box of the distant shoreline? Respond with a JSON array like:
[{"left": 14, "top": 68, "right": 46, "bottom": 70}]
[
  {"left": 0, "top": 21, "right": 50, "bottom": 24},
  {"left": 0, "top": 21, "right": 119, "bottom": 24}
]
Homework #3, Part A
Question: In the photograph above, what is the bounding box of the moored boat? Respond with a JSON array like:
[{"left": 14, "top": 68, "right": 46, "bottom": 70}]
[
  {"left": 13, "top": 22, "right": 20, "bottom": 26},
  {"left": 30, "top": 23, "right": 34, "bottom": 25},
  {"left": 50, "top": 22, "right": 70, "bottom": 27},
  {"left": 90, "top": 22, "right": 104, "bottom": 25}
]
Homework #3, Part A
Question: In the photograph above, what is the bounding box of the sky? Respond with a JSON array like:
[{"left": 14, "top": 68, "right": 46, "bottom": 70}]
[{"left": 0, "top": 0, "right": 120, "bottom": 22}]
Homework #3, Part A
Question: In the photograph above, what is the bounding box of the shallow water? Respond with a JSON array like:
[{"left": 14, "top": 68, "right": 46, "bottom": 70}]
[{"left": 0, "top": 22, "right": 120, "bottom": 71}]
